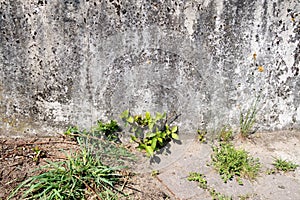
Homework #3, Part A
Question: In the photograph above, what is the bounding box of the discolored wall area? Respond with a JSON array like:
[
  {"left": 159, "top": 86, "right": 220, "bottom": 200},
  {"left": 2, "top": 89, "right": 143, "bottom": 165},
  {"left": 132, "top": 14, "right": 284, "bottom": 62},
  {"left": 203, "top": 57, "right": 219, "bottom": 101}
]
[{"left": 0, "top": 0, "right": 299, "bottom": 137}]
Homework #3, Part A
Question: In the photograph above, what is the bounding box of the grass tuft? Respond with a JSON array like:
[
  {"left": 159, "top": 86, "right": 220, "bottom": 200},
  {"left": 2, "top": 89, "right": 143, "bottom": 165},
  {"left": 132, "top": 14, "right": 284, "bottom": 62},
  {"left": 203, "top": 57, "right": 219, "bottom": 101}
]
[
  {"left": 240, "top": 97, "right": 259, "bottom": 138},
  {"left": 218, "top": 126, "right": 233, "bottom": 143},
  {"left": 9, "top": 139, "right": 125, "bottom": 200},
  {"left": 273, "top": 158, "right": 299, "bottom": 172}
]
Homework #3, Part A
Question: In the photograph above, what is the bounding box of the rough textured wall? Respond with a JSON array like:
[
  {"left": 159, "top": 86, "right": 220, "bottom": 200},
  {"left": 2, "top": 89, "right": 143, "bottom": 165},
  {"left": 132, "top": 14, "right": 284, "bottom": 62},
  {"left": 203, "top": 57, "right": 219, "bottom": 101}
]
[{"left": 0, "top": 0, "right": 299, "bottom": 137}]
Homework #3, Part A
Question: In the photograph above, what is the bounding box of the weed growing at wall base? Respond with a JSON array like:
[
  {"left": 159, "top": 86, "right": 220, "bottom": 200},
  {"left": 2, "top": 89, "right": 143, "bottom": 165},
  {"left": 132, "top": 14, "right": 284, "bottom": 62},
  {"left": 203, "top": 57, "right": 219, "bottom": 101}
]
[
  {"left": 120, "top": 110, "right": 179, "bottom": 157},
  {"left": 93, "top": 120, "right": 121, "bottom": 142},
  {"left": 218, "top": 126, "right": 233, "bottom": 143},
  {"left": 240, "top": 97, "right": 260, "bottom": 138},
  {"left": 64, "top": 120, "right": 121, "bottom": 142}
]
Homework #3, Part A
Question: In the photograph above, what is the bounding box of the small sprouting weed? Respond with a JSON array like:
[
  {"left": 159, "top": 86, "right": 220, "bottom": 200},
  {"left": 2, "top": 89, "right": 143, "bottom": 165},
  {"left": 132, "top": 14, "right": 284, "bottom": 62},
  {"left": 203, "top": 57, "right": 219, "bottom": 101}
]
[
  {"left": 94, "top": 120, "right": 121, "bottom": 142},
  {"left": 32, "top": 146, "right": 40, "bottom": 154},
  {"left": 151, "top": 170, "right": 160, "bottom": 176},
  {"left": 266, "top": 168, "right": 276, "bottom": 175},
  {"left": 188, "top": 172, "right": 233, "bottom": 199},
  {"left": 218, "top": 126, "right": 233, "bottom": 143},
  {"left": 197, "top": 130, "right": 207, "bottom": 143},
  {"left": 64, "top": 126, "right": 80, "bottom": 140},
  {"left": 273, "top": 158, "right": 299, "bottom": 172},
  {"left": 209, "top": 188, "right": 232, "bottom": 200},
  {"left": 187, "top": 172, "right": 208, "bottom": 189},
  {"left": 64, "top": 126, "right": 80, "bottom": 135},
  {"left": 238, "top": 194, "right": 252, "bottom": 200},
  {"left": 32, "top": 146, "right": 46, "bottom": 164}
]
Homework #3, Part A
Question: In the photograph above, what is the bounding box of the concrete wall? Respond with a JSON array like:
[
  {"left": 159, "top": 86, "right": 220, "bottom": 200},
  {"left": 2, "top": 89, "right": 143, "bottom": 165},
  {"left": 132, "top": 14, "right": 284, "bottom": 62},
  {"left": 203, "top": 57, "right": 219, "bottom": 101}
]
[{"left": 0, "top": 0, "right": 299, "bottom": 137}]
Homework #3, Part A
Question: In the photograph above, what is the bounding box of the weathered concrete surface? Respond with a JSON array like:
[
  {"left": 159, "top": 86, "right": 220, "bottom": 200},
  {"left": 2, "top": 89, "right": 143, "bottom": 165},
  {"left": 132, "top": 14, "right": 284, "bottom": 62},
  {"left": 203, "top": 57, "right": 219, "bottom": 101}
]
[
  {"left": 0, "top": 0, "right": 299, "bottom": 136},
  {"left": 149, "top": 131, "right": 300, "bottom": 200}
]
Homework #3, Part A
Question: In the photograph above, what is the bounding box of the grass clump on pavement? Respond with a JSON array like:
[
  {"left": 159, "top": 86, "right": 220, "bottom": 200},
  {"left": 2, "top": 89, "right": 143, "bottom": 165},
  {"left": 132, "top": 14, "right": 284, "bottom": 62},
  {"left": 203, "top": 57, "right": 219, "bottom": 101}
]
[
  {"left": 188, "top": 172, "right": 232, "bottom": 200},
  {"left": 209, "top": 188, "right": 232, "bottom": 200},
  {"left": 211, "top": 143, "right": 260, "bottom": 185},
  {"left": 273, "top": 158, "right": 299, "bottom": 172},
  {"left": 187, "top": 172, "right": 208, "bottom": 189}
]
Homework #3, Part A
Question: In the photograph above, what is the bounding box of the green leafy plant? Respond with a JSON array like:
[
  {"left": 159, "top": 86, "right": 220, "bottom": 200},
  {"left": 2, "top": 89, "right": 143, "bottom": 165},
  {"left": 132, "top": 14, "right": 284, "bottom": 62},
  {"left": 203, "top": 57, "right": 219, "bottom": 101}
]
[
  {"left": 272, "top": 158, "right": 299, "bottom": 172},
  {"left": 218, "top": 126, "right": 233, "bottom": 143},
  {"left": 63, "top": 122, "right": 136, "bottom": 167},
  {"left": 9, "top": 139, "right": 125, "bottom": 200},
  {"left": 187, "top": 172, "right": 232, "bottom": 200},
  {"left": 64, "top": 120, "right": 121, "bottom": 142},
  {"left": 187, "top": 172, "right": 208, "bottom": 189},
  {"left": 64, "top": 126, "right": 80, "bottom": 136},
  {"left": 211, "top": 143, "right": 260, "bottom": 184},
  {"left": 197, "top": 130, "right": 207, "bottom": 143},
  {"left": 64, "top": 126, "right": 81, "bottom": 140},
  {"left": 209, "top": 188, "right": 233, "bottom": 200},
  {"left": 238, "top": 194, "right": 252, "bottom": 200},
  {"left": 265, "top": 168, "right": 277, "bottom": 175},
  {"left": 32, "top": 146, "right": 46, "bottom": 164},
  {"left": 151, "top": 170, "right": 160, "bottom": 177},
  {"left": 240, "top": 97, "right": 259, "bottom": 138},
  {"left": 93, "top": 120, "right": 121, "bottom": 142},
  {"left": 121, "top": 110, "right": 179, "bottom": 157}
]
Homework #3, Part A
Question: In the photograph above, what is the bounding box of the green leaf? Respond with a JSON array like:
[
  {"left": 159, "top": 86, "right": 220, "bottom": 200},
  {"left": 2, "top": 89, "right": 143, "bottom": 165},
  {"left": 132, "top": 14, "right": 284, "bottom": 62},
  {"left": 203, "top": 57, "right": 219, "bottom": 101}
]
[
  {"left": 130, "top": 135, "right": 137, "bottom": 142},
  {"left": 151, "top": 138, "right": 157, "bottom": 150},
  {"left": 134, "top": 115, "right": 141, "bottom": 123},
  {"left": 146, "top": 132, "right": 156, "bottom": 138},
  {"left": 127, "top": 116, "right": 134, "bottom": 123},
  {"left": 145, "top": 111, "right": 151, "bottom": 120},
  {"left": 157, "top": 137, "right": 163, "bottom": 143},
  {"left": 155, "top": 112, "right": 163, "bottom": 121},
  {"left": 171, "top": 133, "right": 179, "bottom": 140},
  {"left": 171, "top": 126, "right": 178, "bottom": 133},
  {"left": 165, "top": 127, "right": 170, "bottom": 135},
  {"left": 120, "top": 110, "right": 129, "bottom": 119},
  {"left": 165, "top": 124, "right": 169, "bottom": 130},
  {"left": 149, "top": 122, "right": 154, "bottom": 130},
  {"left": 137, "top": 143, "right": 146, "bottom": 150},
  {"left": 145, "top": 146, "right": 154, "bottom": 157}
]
